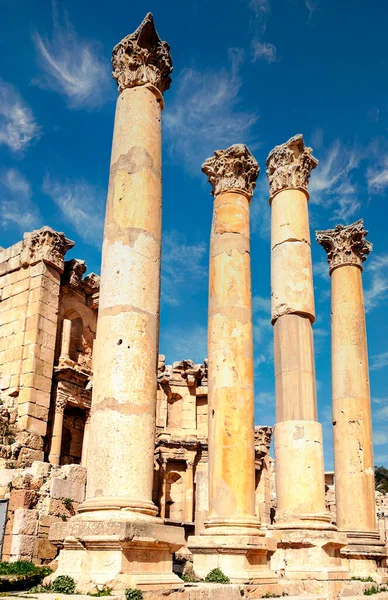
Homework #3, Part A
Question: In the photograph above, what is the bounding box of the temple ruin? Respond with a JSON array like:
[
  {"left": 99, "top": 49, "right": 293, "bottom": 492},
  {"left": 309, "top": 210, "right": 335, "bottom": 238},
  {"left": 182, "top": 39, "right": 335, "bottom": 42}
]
[{"left": 0, "top": 10, "right": 387, "bottom": 600}]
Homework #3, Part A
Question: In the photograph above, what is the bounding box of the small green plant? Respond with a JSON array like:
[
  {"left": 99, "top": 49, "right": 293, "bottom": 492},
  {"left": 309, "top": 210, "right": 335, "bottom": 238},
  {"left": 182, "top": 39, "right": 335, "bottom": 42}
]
[
  {"left": 364, "top": 584, "right": 388, "bottom": 595},
  {"left": 60, "top": 514, "right": 68, "bottom": 521},
  {"left": 352, "top": 576, "right": 375, "bottom": 582},
  {"left": 87, "top": 587, "right": 112, "bottom": 597},
  {"left": 261, "top": 593, "right": 288, "bottom": 598},
  {"left": 204, "top": 568, "right": 230, "bottom": 584},
  {"left": 51, "top": 575, "right": 76, "bottom": 594},
  {"left": 62, "top": 497, "right": 73, "bottom": 510},
  {"left": 125, "top": 589, "right": 143, "bottom": 600},
  {"left": 6, "top": 482, "right": 12, "bottom": 492}
]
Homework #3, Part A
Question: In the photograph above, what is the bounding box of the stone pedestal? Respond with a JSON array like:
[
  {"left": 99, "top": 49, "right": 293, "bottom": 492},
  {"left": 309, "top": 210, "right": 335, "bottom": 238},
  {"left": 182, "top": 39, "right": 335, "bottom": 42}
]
[
  {"left": 188, "top": 145, "right": 276, "bottom": 584},
  {"left": 49, "top": 520, "right": 183, "bottom": 592},
  {"left": 266, "top": 135, "right": 349, "bottom": 580},
  {"left": 316, "top": 220, "right": 387, "bottom": 575},
  {"left": 49, "top": 13, "right": 184, "bottom": 591}
]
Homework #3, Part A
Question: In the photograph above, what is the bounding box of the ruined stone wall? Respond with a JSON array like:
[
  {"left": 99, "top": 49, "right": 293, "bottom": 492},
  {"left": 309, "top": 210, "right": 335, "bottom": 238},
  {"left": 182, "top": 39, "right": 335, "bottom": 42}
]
[
  {"left": 0, "top": 228, "right": 99, "bottom": 469},
  {"left": 0, "top": 228, "right": 73, "bottom": 467},
  {"left": 0, "top": 461, "right": 86, "bottom": 564}
]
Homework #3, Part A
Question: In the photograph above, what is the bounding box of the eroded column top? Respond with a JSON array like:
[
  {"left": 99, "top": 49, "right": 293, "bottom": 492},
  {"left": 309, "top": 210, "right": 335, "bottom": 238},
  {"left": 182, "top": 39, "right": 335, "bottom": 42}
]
[
  {"left": 316, "top": 219, "right": 372, "bottom": 273},
  {"left": 202, "top": 144, "right": 259, "bottom": 198},
  {"left": 266, "top": 134, "right": 318, "bottom": 201},
  {"left": 112, "top": 12, "right": 173, "bottom": 95}
]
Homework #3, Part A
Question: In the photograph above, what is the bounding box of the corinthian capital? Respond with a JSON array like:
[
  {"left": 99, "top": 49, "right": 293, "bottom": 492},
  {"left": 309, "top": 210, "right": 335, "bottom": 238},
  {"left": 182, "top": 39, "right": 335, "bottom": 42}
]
[
  {"left": 112, "top": 12, "right": 173, "bottom": 95},
  {"left": 202, "top": 144, "right": 259, "bottom": 198},
  {"left": 266, "top": 134, "right": 318, "bottom": 200},
  {"left": 316, "top": 219, "right": 372, "bottom": 272}
]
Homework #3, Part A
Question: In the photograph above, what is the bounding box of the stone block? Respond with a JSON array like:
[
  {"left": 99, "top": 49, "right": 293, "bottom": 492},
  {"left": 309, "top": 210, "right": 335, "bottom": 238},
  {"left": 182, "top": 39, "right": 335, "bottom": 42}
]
[
  {"left": 0, "top": 469, "right": 17, "bottom": 488},
  {"left": 18, "top": 448, "right": 44, "bottom": 467},
  {"left": 18, "top": 415, "right": 47, "bottom": 437},
  {"left": 9, "top": 490, "right": 37, "bottom": 510},
  {"left": 16, "top": 432, "right": 44, "bottom": 450},
  {"left": 60, "top": 464, "right": 87, "bottom": 485},
  {"left": 18, "top": 401, "right": 49, "bottom": 421},
  {"left": 12, "top": 509, "right": 38, "bottom": 535},
  {"left": 10, "top": 534, "right": 35, "bottom": 558},
  {"left": 30, "top": 461, "right": 51, "bottom": 478},
  {"left": 35, "top": 537, "right": 57, "bottom": 561},
  {"left": 18, "top": 387, "right": 51, "bottom": 408},
  {"left": 50, "top": 477, "right": 85, "bottom": 504}
]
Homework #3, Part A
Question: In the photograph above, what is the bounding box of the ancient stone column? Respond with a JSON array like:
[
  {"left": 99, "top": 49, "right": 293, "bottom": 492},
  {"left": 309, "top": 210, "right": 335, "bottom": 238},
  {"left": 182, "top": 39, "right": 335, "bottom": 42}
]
[
  {"left": 266, "top": 134, "right": 333, "bottom": 530},
  {"left": 80, "top": 409, "right": 91, "bottom": 468},
  {"left": 49, "top": 14, "right": 184, "bottom": 592},
  {"left": 80, "top": 12, "right": 172, "bottom": 518},
  {"left": 188, "top": 145, "right": 277, "bottom": 583},
  {"left": 59, "top": 319, "right": 72, "bottom": 361},
  {"left": 316, "top": 220, "right": 381, "bottom": 546},
  {"left": 185, "top": 460, "right": 194, "bottom": 523},
  {"left": 48, "top": 394, "right": 67, "bottom": 466}
]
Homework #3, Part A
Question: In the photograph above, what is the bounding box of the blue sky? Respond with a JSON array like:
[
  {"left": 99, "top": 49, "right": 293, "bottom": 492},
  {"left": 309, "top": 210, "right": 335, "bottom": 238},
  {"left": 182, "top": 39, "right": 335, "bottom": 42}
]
[{"left": 1, "top": 0, "right": 388, "bottom": 470}]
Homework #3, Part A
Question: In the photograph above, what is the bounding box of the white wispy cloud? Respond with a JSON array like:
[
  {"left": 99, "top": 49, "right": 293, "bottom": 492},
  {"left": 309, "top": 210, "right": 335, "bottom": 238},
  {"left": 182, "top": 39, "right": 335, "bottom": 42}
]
[
  {"left": 374, "top": 431, "right": 388, "bottom": 446},
  {"left": 160, "top": 325, "right": 207, "bottom": 364},
  {"left": 249, "top": 0, "right": 278, "bottom": 63},
  {"left": 370, "top": 351, "right": 388, "bottom": 372},
  {"left": 305, "top": 0, "right": 318, "bottom": 19},
  {"left": 161, "top": 230, "right": 207, "bottom": 307},
  {"left": 42, "top": 175, "right": 104, "bottom": 246},
  {"left": 33, "top": 4, "right": 111, "bottom": 109},
  {"left": 0, "top": 79, "right": 40, "bottom": 153},
  {"left": 164, "top": 48, "right": 259, "bottom": 174},
  {"left": 367, "top": 150, "right": 388, "bottom": 194},
  {"left": 309, "top": 140, "right": 362, "bottom": 223},
  {"left": 364, "top": 254, "right": 388, "bottom": 312},
  {"left": 0, "top": 169, "right": 41, "bottom": 230}
]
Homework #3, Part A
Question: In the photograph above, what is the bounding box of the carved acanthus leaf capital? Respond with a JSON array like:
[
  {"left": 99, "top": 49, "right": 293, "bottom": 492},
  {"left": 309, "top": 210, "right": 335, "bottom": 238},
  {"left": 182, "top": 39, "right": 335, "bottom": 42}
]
[
  {"left": 63, "top": 259, "right": 87, "bottom": 289},
  {"left": 112, "top": 12, "right": 173, "bottom": 95},
  {"left": 266, "top": 134, "right": 318, "bottom": 200},
  {"left": 316, "top": 219, "right": 372, "bottom": 272},
  {"left": 202, "top": 144, "right": 259, "bottom": 198},
  {"left": 55, "top": 393, "right": 67, "bottom": 415},
  {"left": 22, "top": 227, "right": 74, "bottom": 273}
]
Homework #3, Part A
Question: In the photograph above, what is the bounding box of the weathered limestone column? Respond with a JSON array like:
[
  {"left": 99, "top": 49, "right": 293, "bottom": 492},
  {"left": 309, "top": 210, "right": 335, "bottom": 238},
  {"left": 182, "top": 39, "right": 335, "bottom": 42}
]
[
  {"left": 80, "top": 12, "right": 172, "bottom": 518},
  {"left": 49, "top": 14, "right": 184, "bottom": 592},
  {"left": 48, "top": 394, "right": 67, "bottom": 466},
  {"left": 266, "top": 134, "right": 332, "bottom": 530},
  {"left": 80, "top": 409, "right": 91, "bottom": 468},
  {"left": 267, "top": 135, "right": 348, "bottom": 580},
  {"left": 316, "top": 220, "right": 385, "bottom": 566},
  {"left": 188, "top": 145, "right": 277, "bottom": 583},
  {"left": 59, "top": 319, "right": 71, "bottom": 361}
]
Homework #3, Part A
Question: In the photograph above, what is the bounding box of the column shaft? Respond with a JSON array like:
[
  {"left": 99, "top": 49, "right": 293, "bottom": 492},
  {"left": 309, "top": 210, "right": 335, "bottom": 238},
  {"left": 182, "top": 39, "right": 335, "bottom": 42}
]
[
  {"left": 206, "top": 190, "right": 259, "bottom": 533},
  {"left": 332, "top": 265, "right": 376, "bottom": 533},
  {"left": 81, "top": 410, "right": 91, "bottom": 468},
  {"left": 49, "top": 399, "right": 66, "bottom": 466},
  {"left": 185, "top": 463, "right": 194, "bottom": 523},
  {"left": 267, "top": 136, "right": 331, "bottom": 530},
  {"left": 60, "top": 318, "right": 72, "bottom": 360},
  {"left": 81, "top": 84, "right": 162, "bottom": 517}
]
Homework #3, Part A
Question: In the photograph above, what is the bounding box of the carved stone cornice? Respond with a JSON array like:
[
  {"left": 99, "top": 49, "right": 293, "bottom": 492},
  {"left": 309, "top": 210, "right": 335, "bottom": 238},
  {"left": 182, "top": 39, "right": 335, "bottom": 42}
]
[
  {"left": 21, "top": 227, "right": 74, "bottom": 273},
  {"left": 202, "top": 144, "right": 259, "bottom": 198},
  {"left": 63, "top": 259, "right": 87, "bottom": 289},
  {"left": 112, "top": 12, "right": 173, "bottom": 95},
  {"left": 266, "top": 134, "right": 318, "bottom": 200},
  {"left": 316, "top": 219, "right": 372, "bottom": 273}
]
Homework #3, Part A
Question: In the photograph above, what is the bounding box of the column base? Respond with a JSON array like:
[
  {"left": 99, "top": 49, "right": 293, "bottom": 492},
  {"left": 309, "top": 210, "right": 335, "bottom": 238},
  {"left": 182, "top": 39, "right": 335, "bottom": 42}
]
[
  {"left": 78, "top": 496, "right": 159, "bottom": 518},
  {"left": 274, "top": 513, "right": 337, "bottom": 531},
  {"left": 187, "top": 534, "right": 278, "bottom": 584},
  {"left": 340, "top": 530, "right": 387, "bottom": 583},
  {"left": 269, "top": 528, "right": 350, "bottom": 580},
  {"left": 203, "top": 515, "right": 263, "bottom": 536},
  {"left": 49, "top": 518, "right": 185, "bottom": 592}
]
